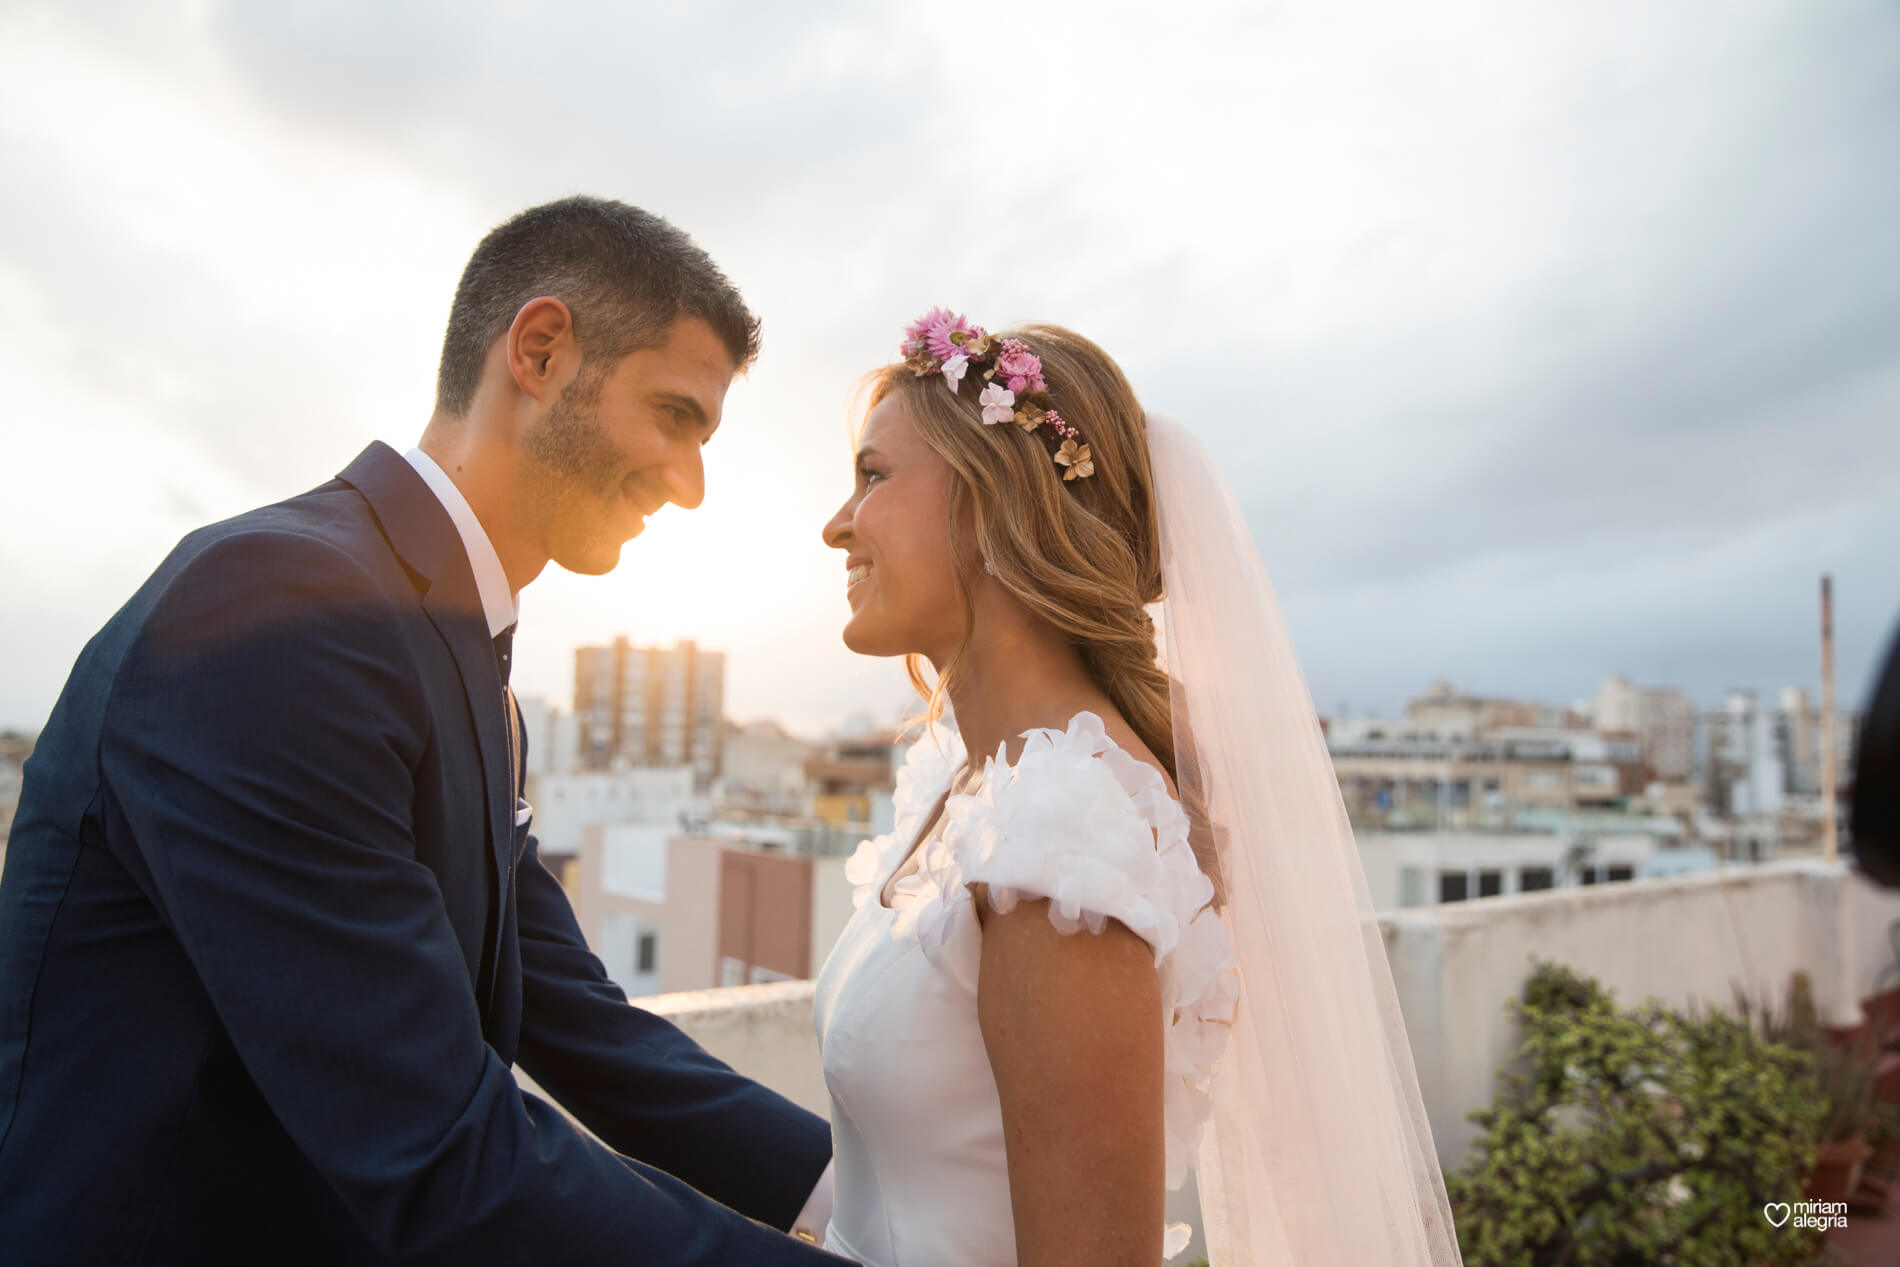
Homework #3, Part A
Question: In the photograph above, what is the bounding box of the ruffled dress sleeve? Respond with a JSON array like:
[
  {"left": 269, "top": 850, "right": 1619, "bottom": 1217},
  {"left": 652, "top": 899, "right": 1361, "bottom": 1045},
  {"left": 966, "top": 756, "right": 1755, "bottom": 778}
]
[
  {"left": 931, "top": 712, "right": 1240, "bottom": 1208},
  {"left": 843, "top": 723, "right": 964, "bottom": 910}
]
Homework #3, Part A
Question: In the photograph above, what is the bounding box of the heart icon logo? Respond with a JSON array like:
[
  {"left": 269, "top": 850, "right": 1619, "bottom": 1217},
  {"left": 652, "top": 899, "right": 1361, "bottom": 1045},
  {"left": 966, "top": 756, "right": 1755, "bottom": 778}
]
[{"left": 1764, "top": 1202, "right": 1792, "bottom": 1227}]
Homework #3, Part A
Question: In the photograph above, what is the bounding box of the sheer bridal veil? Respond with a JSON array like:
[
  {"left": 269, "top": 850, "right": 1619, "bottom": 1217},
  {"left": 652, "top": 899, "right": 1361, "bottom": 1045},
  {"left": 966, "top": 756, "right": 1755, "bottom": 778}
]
[{"left": 1146, "top": 414, "right": 1463, "bottom": 1266}]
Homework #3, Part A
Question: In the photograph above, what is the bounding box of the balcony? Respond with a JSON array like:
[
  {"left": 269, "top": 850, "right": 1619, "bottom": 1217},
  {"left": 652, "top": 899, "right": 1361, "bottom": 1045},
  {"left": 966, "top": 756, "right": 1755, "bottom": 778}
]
[{"left": 521, "top": 858, "right": 1900, "bottom": 1260}]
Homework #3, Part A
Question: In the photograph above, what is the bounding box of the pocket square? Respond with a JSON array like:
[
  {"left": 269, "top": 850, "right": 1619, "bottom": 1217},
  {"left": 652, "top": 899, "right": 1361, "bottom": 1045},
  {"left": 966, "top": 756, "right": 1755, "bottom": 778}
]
[{"left": 515, "top": 798, "right": 533, "bottom": 828}]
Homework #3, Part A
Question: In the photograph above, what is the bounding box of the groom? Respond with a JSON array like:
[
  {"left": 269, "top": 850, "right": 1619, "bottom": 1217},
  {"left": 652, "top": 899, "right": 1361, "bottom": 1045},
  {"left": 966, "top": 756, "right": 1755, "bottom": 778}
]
[{"left": 0, "top": 198, "right": 848, "bottom": 1264}]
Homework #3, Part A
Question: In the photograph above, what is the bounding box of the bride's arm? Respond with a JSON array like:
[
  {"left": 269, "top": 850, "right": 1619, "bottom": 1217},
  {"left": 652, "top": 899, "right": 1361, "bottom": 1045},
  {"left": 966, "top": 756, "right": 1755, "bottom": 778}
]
[{"left": 973, "top": 884, "right": 1166, "bottom": 1267}]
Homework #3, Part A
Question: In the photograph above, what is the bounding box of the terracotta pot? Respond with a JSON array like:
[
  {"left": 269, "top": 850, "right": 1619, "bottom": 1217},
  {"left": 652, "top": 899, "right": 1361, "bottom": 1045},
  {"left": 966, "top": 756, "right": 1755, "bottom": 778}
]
[
  {"left": 1877, "top": 1052, "right": 1900, "bottom": 1104},
  {"left": 1869, "top": 1130, "right": 1900, "bottom": 1176},
  {"left": 1825, "top": 1021, "right": 1872, "bottom": 1050},
  {"left": 1848, "top": 1171, "right": 1890, "bottom": 1213},
  {"left": 1863, "top": 986, "right": 1900, "bottom": 1045},
  {"left": 1806, "top": 1136, "right": 1871, "bottom": 1204}
]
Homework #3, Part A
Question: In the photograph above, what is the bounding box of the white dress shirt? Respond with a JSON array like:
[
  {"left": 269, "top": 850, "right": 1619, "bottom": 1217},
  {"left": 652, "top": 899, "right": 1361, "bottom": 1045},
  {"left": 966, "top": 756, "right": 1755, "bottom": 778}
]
[
  {"left": 400, "top": 443, "right": 836, "bottom": 1242},
  {"left": 403, "top": 447, "right": 518, "bottom": 639}
]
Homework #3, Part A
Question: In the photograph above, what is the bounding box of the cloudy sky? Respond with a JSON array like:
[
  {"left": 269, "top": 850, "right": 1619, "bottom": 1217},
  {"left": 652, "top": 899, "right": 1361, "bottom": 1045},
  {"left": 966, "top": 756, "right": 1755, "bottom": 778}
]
[{"left": 2, "top": 0, "right": 1896, "bottom": 739}]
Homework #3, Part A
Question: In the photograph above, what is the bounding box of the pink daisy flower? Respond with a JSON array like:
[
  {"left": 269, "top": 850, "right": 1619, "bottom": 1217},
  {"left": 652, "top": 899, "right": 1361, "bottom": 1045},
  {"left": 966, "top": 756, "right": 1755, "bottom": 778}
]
[{"left": 901, "top": 306, "right": 956, "bottom": 358}]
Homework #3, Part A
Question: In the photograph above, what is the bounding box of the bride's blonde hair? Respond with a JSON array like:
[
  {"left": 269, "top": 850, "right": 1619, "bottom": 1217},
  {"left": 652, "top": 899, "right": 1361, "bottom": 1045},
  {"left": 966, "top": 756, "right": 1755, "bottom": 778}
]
[{"left": 866, "top": 322, "right": 1175, "bottom": 779}]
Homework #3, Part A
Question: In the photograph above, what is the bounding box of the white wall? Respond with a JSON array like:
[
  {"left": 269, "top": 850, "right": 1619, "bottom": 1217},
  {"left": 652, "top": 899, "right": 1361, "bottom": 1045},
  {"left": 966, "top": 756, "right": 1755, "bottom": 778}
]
[
  {"left": 1383, "top": 859, "right": 1900, "bottom": 1163},
  {"left": 600, "top": 823, "right": 672, "bottom": 901},
  {"left": 1358, "top": 831, "right": 1665, "bottom": 910},
  {"left": 596, "top": 910, "right": 662, "bottom": 998},
  {"left": 532, "top": 768, "right": 701, "bottom": 858}
]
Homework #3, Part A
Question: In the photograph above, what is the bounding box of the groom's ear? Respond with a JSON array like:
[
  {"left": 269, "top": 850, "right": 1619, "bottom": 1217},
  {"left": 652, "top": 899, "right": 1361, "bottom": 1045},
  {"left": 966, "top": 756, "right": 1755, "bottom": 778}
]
[{"left": 503, "top": 296, "right": 578, "bottom": 404}]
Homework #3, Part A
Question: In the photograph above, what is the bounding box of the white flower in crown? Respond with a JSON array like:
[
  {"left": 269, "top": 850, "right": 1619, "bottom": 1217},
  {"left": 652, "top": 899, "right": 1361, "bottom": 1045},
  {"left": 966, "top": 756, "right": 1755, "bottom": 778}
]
[
  {"left": 978, "top": 383, "right": 1016, "bottom": 426},
  {"left": 940, "top": 353, "right": 969, "bottom": 391}
]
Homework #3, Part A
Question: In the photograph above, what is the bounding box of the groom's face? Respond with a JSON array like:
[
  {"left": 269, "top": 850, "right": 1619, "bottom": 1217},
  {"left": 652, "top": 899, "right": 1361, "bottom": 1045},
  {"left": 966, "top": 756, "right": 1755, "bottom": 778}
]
[{"left": 518, "top": 316, "right": 736, "bottom": 575}]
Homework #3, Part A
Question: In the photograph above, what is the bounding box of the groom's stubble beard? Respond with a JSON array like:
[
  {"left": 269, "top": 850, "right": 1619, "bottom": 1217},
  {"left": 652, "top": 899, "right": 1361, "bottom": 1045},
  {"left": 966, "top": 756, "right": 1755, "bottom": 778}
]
[{"left": 518, "top": 367, "right": 634, "bottom": 575}]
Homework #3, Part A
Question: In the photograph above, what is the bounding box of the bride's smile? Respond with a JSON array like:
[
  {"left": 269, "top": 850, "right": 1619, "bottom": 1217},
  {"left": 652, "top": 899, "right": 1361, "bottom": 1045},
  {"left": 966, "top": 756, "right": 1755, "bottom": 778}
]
[{"left": 822, "top": 394, "right": 970, "bottom": 664}]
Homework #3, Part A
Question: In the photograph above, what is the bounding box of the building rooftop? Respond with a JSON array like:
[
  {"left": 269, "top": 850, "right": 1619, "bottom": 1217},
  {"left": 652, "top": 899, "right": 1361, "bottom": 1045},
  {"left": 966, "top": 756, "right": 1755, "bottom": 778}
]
[{"left": 564, "top": 860, "right": 1900, "bottom": 1262}]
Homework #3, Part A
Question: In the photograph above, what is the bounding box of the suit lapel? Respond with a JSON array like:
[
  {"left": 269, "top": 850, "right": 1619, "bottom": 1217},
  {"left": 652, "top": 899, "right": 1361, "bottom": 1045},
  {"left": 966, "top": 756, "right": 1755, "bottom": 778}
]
[{"left": 337, "top": 443, "right": 516, "bottom": 1003}]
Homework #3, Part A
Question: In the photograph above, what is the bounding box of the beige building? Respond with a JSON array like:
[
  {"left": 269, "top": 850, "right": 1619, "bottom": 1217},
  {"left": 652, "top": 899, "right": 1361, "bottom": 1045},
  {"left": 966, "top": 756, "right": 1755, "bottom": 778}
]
[
  {"left": 1330, "top": 683, "right": 1692, "bottom": 831},
  {"left": 567, "top": 827, "right": 855, "bottom": 997},
  {"left": 1405, "top": 680, "right": 1588, "bottom": 739},
  {"left": 805, "top": 731, "right": 900, "bottom": 830},
  {"left": 1594, "top": 676, "right": 1696, "bottom": 782},
  {"left": 574, "top": 638, "right": 725, "bottom": 783},
  {"left": 546, "top": 720, "right": 903, "bottom": 997},
  {"left": 1329, "top": 728, "right": 1646, "bottom": 831},
  {"left": 718, "top": 720, "right": 822, "bottom": 812}
]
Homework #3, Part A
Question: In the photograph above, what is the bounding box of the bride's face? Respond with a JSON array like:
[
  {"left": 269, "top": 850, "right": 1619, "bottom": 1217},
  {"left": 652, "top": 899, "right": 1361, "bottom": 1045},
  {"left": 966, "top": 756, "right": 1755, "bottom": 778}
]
[{"left": 822, "top": 395, "right": 969, "bottom": 660}]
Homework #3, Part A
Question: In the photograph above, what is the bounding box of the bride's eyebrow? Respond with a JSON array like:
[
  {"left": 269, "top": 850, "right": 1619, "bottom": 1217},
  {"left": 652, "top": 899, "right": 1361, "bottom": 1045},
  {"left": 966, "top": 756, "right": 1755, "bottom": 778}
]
[{"left": 855, "top": 446, "right": 885, "bottom": 464}]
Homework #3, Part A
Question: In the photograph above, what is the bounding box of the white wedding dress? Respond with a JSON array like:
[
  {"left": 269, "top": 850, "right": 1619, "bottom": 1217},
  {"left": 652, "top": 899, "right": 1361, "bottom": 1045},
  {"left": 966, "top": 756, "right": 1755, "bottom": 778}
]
[{"left": 813, "top": 711, "right": 1238, "bottom": 1267}]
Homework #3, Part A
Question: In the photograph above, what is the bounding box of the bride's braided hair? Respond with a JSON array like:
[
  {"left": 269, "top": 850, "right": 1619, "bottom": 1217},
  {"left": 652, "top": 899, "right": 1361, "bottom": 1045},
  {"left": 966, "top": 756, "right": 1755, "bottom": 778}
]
[{"left": 871, "top": 324, "right": 1174, "bottom": 778}]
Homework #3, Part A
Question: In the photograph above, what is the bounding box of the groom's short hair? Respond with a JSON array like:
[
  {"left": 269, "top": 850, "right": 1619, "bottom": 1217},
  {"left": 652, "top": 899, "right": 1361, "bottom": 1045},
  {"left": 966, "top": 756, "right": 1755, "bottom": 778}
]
[{"left": 434, "top": 196, "right": 760, "bottom": 416}]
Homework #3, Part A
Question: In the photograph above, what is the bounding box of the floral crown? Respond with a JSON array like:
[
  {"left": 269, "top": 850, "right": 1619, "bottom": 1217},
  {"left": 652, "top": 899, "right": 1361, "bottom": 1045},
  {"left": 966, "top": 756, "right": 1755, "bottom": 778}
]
[{"left": 898, "top": 307, "right": 1094, "bottom": 481}]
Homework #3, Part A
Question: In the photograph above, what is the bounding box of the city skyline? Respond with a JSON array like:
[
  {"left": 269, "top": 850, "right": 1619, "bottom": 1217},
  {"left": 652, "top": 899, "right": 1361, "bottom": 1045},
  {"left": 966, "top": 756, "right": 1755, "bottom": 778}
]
[
  {"left": 507, "top": 633, "right": 1867, "bottom": 752},
  {"left": 3, "top": 0, "right": 1897, "bottom": 741}
]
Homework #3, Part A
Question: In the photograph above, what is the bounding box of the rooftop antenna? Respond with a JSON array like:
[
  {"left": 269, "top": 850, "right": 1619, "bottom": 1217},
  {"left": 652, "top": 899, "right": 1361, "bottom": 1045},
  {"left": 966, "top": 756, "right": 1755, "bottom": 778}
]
[{"left": 1821, "top": 575, "right": 1839, "bottom": 863}]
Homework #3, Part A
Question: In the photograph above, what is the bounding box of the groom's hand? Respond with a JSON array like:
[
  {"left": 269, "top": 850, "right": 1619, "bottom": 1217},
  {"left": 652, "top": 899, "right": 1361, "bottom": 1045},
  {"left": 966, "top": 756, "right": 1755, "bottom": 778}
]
[{"left": 791, "top": 1160, "right": 836, "bottom": 1244}]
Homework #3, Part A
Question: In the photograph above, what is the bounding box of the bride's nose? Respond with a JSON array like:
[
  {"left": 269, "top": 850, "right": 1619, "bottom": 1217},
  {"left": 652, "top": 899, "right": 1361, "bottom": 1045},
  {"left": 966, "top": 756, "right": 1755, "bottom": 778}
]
[{"left": 822, "top": 499, "right": 853, "bottom": 549}]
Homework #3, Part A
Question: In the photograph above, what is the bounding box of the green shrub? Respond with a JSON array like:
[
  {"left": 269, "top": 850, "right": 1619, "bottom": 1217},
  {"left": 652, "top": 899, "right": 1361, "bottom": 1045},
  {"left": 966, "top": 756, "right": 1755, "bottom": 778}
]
[{"left": 1447, "top": 962, "right": 1826, "bottom": 1266}]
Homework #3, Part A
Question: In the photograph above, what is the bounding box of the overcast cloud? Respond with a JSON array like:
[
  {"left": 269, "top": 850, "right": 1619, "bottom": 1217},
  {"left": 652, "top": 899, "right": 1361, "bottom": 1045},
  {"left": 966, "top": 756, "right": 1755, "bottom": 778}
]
[{"left": 2, "top": 0, "right": 1896, "bottom": 737}]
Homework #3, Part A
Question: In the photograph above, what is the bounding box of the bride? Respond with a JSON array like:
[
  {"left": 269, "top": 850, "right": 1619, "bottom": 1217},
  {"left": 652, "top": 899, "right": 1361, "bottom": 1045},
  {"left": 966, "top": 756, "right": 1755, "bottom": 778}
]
[{"left": 815, "top": 312, "right": 1463, "bottom": 1267}]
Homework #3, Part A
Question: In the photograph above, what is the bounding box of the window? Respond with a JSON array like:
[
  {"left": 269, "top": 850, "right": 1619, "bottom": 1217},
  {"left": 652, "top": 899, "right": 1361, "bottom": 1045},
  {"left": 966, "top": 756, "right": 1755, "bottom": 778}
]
[
  {"left": 637, "top": 933, "right": 657, "bottom": 975},
  {"left": 1581, "top": 867, "right": 1601, "bottom": 885},
  {"left": 1478, "top": 870, "right": 1502, "bottom": 898},
  {"left": 1520, "top": 866, "right": 1553, "bottom": 892},
  {"left": 1438, "top": 872, "right": 1469, "bottom": 903},
  {"left": 1606, "top": 865, "right": 1634, "bottom": 883}
]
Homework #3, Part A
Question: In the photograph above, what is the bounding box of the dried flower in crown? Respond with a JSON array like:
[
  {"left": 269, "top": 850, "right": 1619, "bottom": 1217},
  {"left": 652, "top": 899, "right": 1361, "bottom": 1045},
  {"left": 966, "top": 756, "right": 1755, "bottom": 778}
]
[
  {"left": 1054, "top": 438, "right": 1094, "bottom": 482},
  {"left": 897, "top": 309, "right": 1095, "bottom": 481}
]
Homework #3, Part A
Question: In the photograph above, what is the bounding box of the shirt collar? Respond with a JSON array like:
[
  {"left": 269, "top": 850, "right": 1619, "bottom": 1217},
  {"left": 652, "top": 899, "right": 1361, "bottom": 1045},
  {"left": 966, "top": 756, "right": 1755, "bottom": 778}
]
[{"left": 403, "top": 447, "right": 519, "bottom": 638}]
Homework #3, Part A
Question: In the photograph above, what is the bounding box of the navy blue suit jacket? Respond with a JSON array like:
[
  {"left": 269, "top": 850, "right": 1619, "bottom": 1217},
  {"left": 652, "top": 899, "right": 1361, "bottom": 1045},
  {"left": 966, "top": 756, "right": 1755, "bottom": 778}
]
[{"left": 0, "top": 443, "right": 846, "bottom": 1265}]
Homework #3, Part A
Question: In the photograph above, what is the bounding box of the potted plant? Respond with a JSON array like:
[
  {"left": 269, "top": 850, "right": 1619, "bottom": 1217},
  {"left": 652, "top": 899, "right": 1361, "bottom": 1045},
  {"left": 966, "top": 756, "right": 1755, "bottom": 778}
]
[
  {"left": 1805, "top": 1034, "right": 1876, "bottom": 1203},
  {"left": 1732, "top": 971, "right": 1824, "bottom": 1052},
  {"left": 1732, "top": 970, "right": 1888, "bottom": 1208},
  {"left": 1864, "top": 985, "right": 1900, "bottom": 1048},
  {"left": 1868, "top": 1100, "right": 1900, "bottom": 1179},
  {"left": 1449, "top": 962, "right": 1825, "bottom": 1266}
]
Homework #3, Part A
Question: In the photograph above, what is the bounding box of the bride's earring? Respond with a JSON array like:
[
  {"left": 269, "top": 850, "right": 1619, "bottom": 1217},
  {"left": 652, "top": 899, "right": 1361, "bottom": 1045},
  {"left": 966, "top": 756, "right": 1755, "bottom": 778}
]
[{"left": 982, "top": 561, "right": 995, "bottom": 577}]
